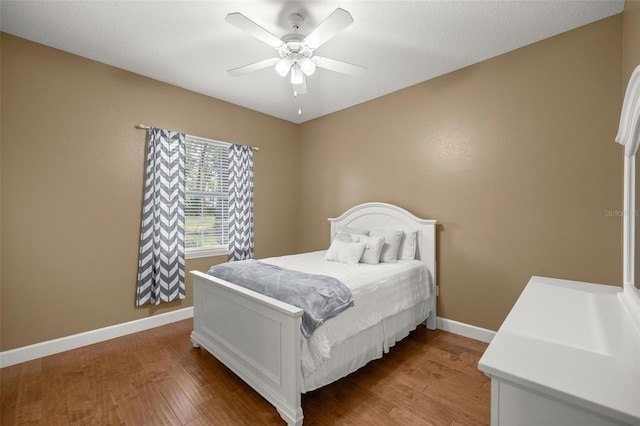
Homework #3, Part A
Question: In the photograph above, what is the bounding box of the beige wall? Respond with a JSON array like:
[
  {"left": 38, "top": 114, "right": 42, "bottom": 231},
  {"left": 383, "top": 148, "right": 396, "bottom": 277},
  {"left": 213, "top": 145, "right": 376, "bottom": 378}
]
[
  {"left": 0, "top": 33, "right": 3, "bottom": 350},
  {"left": 298, "top": 15, "right": 624, "bottom": 331},
  {"left": 0, "top": 10, "right": 632, "bottom": 351},
  {"left": 623, "top": 0, "right": 640, "bottom": 87},
  {"left": 0, "top": 34, "right": 300, "bottom": 350}
]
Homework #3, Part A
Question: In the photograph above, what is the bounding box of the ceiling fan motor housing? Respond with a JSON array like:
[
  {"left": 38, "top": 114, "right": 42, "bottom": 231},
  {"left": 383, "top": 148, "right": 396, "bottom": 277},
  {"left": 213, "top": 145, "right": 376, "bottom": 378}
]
[{"left": 279, "top": 34, "right": 312, "bottom": 56}]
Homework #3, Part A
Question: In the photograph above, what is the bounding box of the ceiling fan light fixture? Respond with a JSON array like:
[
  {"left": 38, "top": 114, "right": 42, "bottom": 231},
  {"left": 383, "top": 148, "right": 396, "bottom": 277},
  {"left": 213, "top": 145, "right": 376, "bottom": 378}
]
[
  {"left": 290, "top": 64, "right": 304, "bottom": 85},
  {"left": 275, "top": 58, "right": 291, "bottom": 77},
  {"left": 300, "top": 57, "right": 316, "bottom": 76}
]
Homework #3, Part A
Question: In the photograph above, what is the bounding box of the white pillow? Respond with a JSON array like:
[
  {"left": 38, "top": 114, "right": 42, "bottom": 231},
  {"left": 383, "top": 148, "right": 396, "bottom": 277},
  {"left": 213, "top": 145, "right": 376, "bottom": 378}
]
[
  {"left": 334, "top": 232, "right": 384, "bottom": 264},
  {"left": 359, "top": 235, "right": 385, "bottom": 264},
  {"left": 369, "top": 229, "right": 404, "bottom": 263},
  {"left": 325, "top": 239, "right": 366, "bottom": 265},
  {"left": 341, "top": 226, "right": 369, "bottom": 236},
  {"left": 398, "top": 230, "right": 418, "bottom": 260}
]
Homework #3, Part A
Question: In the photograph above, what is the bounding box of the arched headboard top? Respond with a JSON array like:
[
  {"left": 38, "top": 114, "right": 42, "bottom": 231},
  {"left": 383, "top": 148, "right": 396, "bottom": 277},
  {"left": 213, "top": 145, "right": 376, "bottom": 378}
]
[{"left": 329, "top": 202, "right": 436, "bottom": 231}]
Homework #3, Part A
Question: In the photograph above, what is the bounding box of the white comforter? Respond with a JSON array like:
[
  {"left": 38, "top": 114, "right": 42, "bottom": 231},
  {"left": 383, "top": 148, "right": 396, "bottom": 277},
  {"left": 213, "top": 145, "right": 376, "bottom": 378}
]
[{"left": 261, "top": 251, "right": 431, "bottom": 376}]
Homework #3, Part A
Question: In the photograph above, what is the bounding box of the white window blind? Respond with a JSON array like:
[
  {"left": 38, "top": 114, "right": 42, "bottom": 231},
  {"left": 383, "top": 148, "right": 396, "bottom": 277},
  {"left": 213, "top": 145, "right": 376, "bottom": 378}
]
[{"left": 184, "top": 135, "right": 229, "bottom": 258}]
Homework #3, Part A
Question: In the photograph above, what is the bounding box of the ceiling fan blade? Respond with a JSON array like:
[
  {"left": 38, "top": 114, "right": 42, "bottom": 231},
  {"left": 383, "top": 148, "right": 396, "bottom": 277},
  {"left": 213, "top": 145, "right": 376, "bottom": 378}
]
[
  {"left": 228, "top": 57, "right": 280, "bottom": 76},
  {"left": 303, "top": 8, "right": 353, "bottom": 50},
  {"left": 226, "top": 13, "right": 283, "bottom": 49},
  {"left": 293, "top": 75, "right": 307, "bottom": 96},
  {"left": 312, "top": 56, "right": 366, "bottom": 77}
]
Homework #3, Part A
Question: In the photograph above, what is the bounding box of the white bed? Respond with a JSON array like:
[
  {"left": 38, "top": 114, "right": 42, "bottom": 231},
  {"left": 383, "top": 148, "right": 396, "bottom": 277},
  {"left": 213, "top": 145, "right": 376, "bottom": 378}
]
[{"left": 190, "top": 202, "right": 437, "bottom": 425}]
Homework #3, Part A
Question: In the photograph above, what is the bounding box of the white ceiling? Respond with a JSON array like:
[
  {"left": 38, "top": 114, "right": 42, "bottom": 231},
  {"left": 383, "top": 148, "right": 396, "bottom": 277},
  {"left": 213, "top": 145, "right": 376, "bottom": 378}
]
[{"left": 0, "top": 1, "right": 625, "bottom": 124}]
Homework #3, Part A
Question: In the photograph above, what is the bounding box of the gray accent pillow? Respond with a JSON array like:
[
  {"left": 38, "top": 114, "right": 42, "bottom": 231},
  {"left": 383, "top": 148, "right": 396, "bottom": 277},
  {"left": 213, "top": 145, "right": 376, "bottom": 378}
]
[
  {"left": 398, "top": 230, "right": 418, "bottom": 260},
  {"left": 369, "top": 229, "right": 404, "bottom": 263},
  {"left": 335, "top": 232, "right": 361, "bottom": 243}
]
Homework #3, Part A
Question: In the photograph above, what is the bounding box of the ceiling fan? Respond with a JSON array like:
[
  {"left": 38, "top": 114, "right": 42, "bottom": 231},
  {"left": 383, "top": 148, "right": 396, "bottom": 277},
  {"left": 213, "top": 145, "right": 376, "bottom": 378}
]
[{"left": 226, "top": 8, "right": 366, "bottom": 95}]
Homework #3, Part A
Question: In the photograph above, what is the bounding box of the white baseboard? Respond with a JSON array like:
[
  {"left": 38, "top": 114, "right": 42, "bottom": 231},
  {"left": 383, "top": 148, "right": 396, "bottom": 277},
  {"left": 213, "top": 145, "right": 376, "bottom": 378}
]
[
  {"left": 0, "top": 307, "right": 194, "bottom": 368},
  {"left": 1, "top": 309, "right": 492, "bottom": 368},
  {"left": 437, "top": 316, "right": 496, "bottom": 343}
]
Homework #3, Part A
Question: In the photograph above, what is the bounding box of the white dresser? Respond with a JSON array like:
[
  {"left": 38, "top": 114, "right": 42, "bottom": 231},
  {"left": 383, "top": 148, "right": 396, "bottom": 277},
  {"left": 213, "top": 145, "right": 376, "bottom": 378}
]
[{"left": 478, "top": 276, "right": 640, "bottom": 426}]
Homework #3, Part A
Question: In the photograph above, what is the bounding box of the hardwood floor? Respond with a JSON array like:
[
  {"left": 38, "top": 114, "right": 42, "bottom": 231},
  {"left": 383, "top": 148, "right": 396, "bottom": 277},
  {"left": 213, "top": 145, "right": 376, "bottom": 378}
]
[{"left": 1, "top": 319, "right": 490, "bottom": 425}]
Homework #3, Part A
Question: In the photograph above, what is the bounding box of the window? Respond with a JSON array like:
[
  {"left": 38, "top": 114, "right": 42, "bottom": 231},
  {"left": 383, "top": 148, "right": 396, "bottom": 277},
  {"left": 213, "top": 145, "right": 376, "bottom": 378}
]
[{"left": 184, "top": 135, "right": 229, "bottom": 259}]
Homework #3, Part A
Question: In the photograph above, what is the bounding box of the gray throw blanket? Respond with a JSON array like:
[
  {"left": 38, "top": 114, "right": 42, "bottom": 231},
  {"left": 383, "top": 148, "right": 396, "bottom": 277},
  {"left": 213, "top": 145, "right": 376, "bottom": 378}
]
[{"left": 207, "top": 260, "right": 354, "bottom": 338}]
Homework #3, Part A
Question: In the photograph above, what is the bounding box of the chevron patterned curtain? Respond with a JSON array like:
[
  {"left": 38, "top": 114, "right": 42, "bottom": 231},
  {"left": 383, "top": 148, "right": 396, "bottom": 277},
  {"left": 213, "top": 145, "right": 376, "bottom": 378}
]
[
  {"left": 136, "top": 128, "right": 186, "bottom": 306},
  {"left": 228, "top": 144, "right": 254, "bottom": 261}
]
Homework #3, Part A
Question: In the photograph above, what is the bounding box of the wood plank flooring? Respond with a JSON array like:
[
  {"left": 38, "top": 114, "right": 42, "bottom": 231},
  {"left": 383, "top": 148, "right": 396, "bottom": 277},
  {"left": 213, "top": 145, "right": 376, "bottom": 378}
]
[{"left": 1, "top": 319, "right": 490, "bottom": 425}]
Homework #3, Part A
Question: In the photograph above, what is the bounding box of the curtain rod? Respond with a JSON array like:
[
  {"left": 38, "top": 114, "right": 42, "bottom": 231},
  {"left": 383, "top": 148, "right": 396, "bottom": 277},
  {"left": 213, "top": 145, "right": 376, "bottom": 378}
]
[{"left": 135, "top": 124, "right": 259, "bottom": 151}]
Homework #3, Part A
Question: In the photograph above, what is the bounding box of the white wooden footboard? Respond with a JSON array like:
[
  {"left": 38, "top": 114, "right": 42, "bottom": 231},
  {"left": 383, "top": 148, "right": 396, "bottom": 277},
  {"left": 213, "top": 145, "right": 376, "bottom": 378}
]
[{"left": 190, "top": 270, "right": 304, "bottom": 426}]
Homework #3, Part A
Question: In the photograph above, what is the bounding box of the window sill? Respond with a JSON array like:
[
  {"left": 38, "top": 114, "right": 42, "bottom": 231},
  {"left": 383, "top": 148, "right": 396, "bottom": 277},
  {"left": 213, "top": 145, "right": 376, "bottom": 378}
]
[{"left": 186, "top": 246, "right": 229, "bottom": 260}]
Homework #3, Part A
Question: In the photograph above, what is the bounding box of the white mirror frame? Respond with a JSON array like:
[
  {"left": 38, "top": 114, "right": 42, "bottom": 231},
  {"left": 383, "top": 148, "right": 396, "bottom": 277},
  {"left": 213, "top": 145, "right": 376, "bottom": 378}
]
[{"left": 616, "top": 64, "right": 640, "bottom": 323}]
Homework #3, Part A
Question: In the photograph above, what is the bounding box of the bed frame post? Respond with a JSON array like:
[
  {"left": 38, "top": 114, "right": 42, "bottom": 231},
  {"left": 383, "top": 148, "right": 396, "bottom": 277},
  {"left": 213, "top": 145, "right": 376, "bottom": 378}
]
[
  {"left": 423, "top": 221, "right": 438, "bottom": 331},
  {"left": 190, "top": 271, "right": 304, "bottom": 426}
]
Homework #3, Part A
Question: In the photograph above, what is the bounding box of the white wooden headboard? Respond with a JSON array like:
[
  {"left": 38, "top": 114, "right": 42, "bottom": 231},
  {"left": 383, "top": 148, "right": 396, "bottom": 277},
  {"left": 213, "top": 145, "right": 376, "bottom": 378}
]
[{"left": 328, "top": 202, "right": 438, "bottom": 326}]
